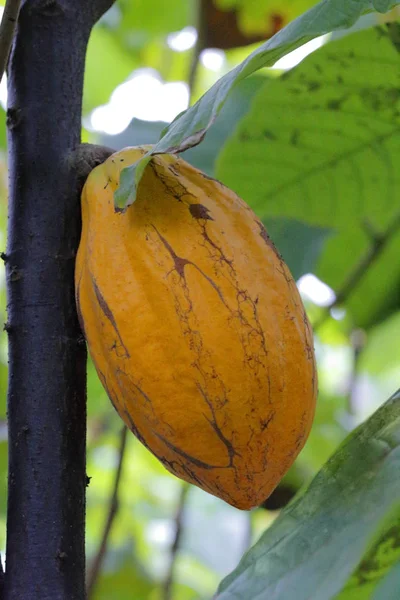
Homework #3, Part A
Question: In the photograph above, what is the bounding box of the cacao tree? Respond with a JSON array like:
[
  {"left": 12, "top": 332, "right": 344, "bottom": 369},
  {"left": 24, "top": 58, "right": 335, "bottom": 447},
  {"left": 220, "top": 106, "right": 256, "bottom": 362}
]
[{"left": 4, "top": 0, "right": 113, "bottom": 597}]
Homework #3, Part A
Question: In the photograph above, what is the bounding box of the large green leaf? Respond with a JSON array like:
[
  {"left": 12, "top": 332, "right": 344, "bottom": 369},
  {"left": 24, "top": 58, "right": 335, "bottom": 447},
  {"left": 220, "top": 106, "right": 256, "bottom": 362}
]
[
  {"left": 216, "top": 25, "right": 400, "bottom": 229},
  {"left": 183, "top": 75, "right": 267, "bottom": 174},
  {"left": 114, "top": 0, "right": 400, "bottom": 207},
  {"left": 216, "top": 25, "right": 400, "bottom": 327},
  {"left": 216, "top": 388, "right": 400, "bottom": 600},
  {"left": 372, "top": 560, "right": 400, "bottom": 600},
  {"left": 336, "top": 511, "right": 400, "bottom": 599}
]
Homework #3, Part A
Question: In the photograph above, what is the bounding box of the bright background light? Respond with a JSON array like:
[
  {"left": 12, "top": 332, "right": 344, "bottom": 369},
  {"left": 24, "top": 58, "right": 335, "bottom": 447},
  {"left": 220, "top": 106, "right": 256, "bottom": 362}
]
[
  {"left": 297, "top": 273, "right": 336, "bottom": 307},
  {"left": 200, "top": 48, "right": 225, "bottom": 71},
  {"left": 331, "top": 307, "right": 347, "bottom": 321},
  {"left": 88, "top": 33, "right": 328, "bottom": 136},
  {"left": 0, "top": 76, "right": 6, "bottom": 111},
  {"left": 272, "top": 35, "right": 329, "bottom": 70},
  {"left": 167, "top": 26, "right": 198, "bottom": 52},
  {"left": 89, "top": 69, "right": 189, "bottom": 135}
]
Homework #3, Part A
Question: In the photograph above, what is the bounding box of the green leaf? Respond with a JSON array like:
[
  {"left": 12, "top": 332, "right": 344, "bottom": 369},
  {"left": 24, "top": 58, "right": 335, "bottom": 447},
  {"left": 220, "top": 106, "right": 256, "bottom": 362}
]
[
  {"left": 216, "top": 388, "right": 400, "bottom": 600},
  {"left": 216, "top": 25, "right": 400, "bottom": 327},
  {"left": 114, "top": 154, "right": 152, "bottom": 209},
  {"left": 183, "top": 75, "right": 267, "bottom": 175},
  {"left": 336, "top": 509, "right": 400, "bottom": 599},
  {"left": 372, "top": 560, "right": 400, "bottom": 600},
  {"left": 216, "top": 25, "right": 400, "bottom": 230},
  {"left": 115, "top": 0, "right": 400, "bottom": 207}
]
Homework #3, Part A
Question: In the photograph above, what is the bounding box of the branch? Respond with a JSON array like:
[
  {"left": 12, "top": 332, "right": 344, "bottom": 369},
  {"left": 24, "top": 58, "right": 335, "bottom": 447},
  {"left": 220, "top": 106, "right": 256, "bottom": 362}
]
[
  {"left": 0, "top": 0, "right": 20, "bottom": 83},
  {"left": 346, "top": 328, "right": 366, "bottom": 417},
  {"left": 86, "top": 426, "right": 128, "bottom": 599},
  {"left": 162, "top": 484, "right": 190, "bottom": 600},
  {"left": 5, "top": 2, "right": 116, "bottom": 598},
  {"left": 313, "top": 213, "right": 400, "bottom": 331},
  {"left": 242, "top": 513, "right": 253, "bottom": 554},
  {"left": 88, "top": 0, "right": 116, "bottom": 23},
  {"left": 69, "top": 143, "right": 115, "bottom": 195},
  {"left": 5, "top": 4, "right": 108, "bottom": 597},
  {"left": 259, "top": 481, "right": 298, "bottom": 510}
]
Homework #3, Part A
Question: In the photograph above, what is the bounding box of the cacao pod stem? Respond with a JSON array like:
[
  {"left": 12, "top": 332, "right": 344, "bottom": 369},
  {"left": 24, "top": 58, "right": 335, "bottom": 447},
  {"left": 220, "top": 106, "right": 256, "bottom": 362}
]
[{"left": 69, "top": 143, "right": 116, "bottom": 196}]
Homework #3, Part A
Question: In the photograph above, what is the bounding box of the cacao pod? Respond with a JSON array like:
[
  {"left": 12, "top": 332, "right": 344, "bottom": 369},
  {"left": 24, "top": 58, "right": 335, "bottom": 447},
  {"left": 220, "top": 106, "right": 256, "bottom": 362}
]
[{"left": 75, "top": 147, "right": 317, "bottom": 510}]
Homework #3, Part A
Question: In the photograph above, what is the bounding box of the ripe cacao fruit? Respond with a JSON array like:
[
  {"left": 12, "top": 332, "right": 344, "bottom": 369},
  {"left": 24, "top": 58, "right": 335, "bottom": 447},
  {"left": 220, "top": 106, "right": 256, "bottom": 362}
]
[{"left": 75, "top": 147, "right": 317, "bottom": 510}]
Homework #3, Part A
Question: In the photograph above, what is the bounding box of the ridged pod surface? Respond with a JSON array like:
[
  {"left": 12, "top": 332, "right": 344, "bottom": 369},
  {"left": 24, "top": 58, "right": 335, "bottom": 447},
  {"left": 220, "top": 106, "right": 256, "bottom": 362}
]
[{"left": 75, "top": 147, "right": 317, "bottom": 510}]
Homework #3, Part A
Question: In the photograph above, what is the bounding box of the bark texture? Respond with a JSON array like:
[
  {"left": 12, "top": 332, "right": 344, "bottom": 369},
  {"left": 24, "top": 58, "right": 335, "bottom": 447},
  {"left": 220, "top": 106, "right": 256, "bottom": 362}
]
[{"left": 5, "top": 1, "right": 114, "bottom": 598}]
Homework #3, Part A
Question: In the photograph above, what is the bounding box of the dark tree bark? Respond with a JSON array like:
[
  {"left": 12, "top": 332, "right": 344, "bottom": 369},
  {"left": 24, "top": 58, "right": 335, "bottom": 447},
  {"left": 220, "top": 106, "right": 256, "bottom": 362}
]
[{"left": 4, "top": 1, "right": 115, "bottom": 598}]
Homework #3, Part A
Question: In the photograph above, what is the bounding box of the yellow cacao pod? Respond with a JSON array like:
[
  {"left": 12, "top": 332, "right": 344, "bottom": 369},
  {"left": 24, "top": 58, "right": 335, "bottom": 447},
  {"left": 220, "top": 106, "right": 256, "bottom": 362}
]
[{"left": 75, "top": 147, "right": 317, "bottom": 510}]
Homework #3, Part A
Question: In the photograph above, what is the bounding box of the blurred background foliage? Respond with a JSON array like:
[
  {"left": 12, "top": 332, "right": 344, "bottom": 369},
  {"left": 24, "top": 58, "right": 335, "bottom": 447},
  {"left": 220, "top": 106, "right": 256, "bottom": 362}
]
[{"left": 1, "top": 0, "right": 400, "bottom": 598}]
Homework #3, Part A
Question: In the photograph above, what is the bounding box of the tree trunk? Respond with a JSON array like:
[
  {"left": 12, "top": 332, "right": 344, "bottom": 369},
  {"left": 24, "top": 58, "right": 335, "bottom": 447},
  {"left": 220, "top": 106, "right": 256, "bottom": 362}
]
[{"left": 4, "top": 1, "right": 114, "bottom": 598}]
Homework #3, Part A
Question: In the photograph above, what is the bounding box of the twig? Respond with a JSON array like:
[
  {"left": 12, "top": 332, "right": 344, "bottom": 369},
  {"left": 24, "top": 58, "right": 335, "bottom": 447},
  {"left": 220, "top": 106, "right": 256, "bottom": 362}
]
[
  {"left": 313, "top": 213, "right": 400, "bottom": 331},
  {"left": 162, "top": 484, "right": 190, "bottom": 600},
  {"left": 188, "top": 0, "right": 207, "bottom": 103},
  {"left": 70, "top": 143, "right": 115, "bottom": 194},
  {"left": 86, "top": 426, "right": 128, "bottom": 599},
  {"left": 346, "top": 328, "right": 366, "bottom": 416},
  {"left": 0, "top": 0, "right": 20, "bottom": 83},
  {"left": 242, "top": 512, "right": 253, "bottom": 553}
]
